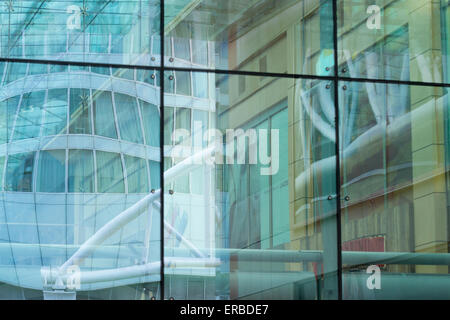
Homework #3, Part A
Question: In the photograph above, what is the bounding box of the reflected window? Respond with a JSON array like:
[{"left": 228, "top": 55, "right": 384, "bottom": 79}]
[
  {"left": 0, "top": 156, "right": 4, "bottom": 191},
  {"left": 193, "top": 72, "right": 208, "bottom": 98},
  {"left": 112, "top": 68, "right": 135, "bottom": 80},
  {"left": 91, "top": 66, "right": 111, "bottom": 76},
  {"left": 93, "top": 90, "right": 117, "bottom": 139},
  {"left": 13, "top": 90, "right": 45, "bottom": 141},
  {"left": 164, "top": 107, "right": 174, "bottom": 145},
  {"left": 124, "top": 155, "right": 149, "bottom": 193},
  {"left": 149, "top": 160, "right": 160, "bottom": 190},
  {"left": 137, "top": 69, "right": 157, "bottom": 85},
  {"left": 0, "top": 96, "right": 20, "bottom": 143},
  {"left": 68, "top": 150, "right": 94, "bottom": 193},
  {"left": 37, "top": 150, "right": 66, "bottom": 193},
  {"left": 5, "top": 152, "right": 35, "bottom": 192},
  {"left": 140, "top": 100, "right": 160, "bottom": 147},
  {"left": 175, "top": 71, "right": 191, "bottom": 96},
  {"left": 174, "top": 37, "right": 191, "bottom": 61},
  {"left": 69, "top": 88, "right": 92, "bottom": 134},
  {"left": 192, "top": 40, "right": 208, "bottom": 65},
  {"left": 164, "top": 71, "right": 175, "bottom": 94},
  {"left": 4, "top": 63, "right": 27, "bottom": 84},
  {"left": 175, "top": 107, "right": 191, "bottom": 145},
  {"left": 114, "top": 93, "right": 144, "bottom": 144},
  {"left": 43, "top": 89, "right": 68, "bottom": 136},
  {"left": 28, "top": 64, "right": 48, "bottom": 75},
  {"left": 96, "top": 151, "right": 125, "bottom": 193}
]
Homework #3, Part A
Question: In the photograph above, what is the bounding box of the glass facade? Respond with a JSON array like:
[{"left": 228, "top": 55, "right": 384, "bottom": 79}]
[{"left": 0, "top": 0, "right": 448, "bottom": 300}]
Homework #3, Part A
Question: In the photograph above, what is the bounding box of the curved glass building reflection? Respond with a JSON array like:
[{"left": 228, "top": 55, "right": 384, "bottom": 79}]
[{"left": 0, "top": 62, "right": 164, "bottom": 299}]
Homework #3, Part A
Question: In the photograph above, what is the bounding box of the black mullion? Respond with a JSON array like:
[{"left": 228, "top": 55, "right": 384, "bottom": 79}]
[
  {"left": 159, "top": 0, "right": 165, "bottom": 301},
  {"left": 3, "top": 56, "right": 450, "bottom": 89},
  {"left": 332, "top": 0, "right": 343, "bottom": 301}
]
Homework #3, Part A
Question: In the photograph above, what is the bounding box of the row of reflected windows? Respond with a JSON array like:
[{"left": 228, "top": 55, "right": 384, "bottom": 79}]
[
  {"left": 0, "top": 88, "right": 160, "bottom": 146},
  {"left": 4, "top": 22, "right": 208, "bottom": 66},
  {"left": 0, "top": 150, "right": 160, "bottom": 194},
  {"left": 0, "top": 62, "right": 209, "bottom": 99},
  {"left": 1, "top": 0, "right": 160, "bottom": 57}
]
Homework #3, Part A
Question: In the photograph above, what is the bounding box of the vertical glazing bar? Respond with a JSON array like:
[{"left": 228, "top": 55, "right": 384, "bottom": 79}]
[
  {"left": 332, "top": 0, "right": 343, "bottom": 300},
  {"left": 160, "top": 0, "right": 165, "bottom": 300}
]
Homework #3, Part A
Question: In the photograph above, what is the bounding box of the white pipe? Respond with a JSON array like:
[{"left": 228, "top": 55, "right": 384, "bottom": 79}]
[
  {"left": 80, "top": 257, "right": 220, "bottom": 284},
  {"left": 47, "top": 257, "right": 220, "bottom": 285},
  {"left": 60, "top": 146, "right": 216, "bottom": 270},
  {"left": 152, "top": 200, "right": 206, "bottom": 258},
  {"left": 60, "top": 191, "right": 161, "bottom": 270}
]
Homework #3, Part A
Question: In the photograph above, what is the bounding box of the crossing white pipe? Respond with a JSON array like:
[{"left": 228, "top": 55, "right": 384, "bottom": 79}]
[
  {"left": 47, "top": 257, "right": 220, "bottom": 286},
  {"left": 150, "top": 200, "right": 206, "bottom": 259},
  {"left": 81, "top": 257, "right": 220, "bottom": 284},
  {"left": 60, "top": 146, "right": 215, "bottom": 270}
]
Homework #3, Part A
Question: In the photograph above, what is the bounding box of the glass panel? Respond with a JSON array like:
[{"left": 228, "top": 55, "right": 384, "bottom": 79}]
[
  {"left": 37, "top": 150, "right": 66, "bottom": 193},
  {"left": 68, "top": 149, "right": 94, "bottom": 193},
  {"left": 175, "top": 71, "right": 191, "bottom": 96},
  {"left": 43, "top": 89, "right": 68, "bottom": 136},
  {"left": 137, "top": 69, "right": 157, "bottom": 85},
  {"left": 164, "top": 72, "right": 339, "bottom": 300},
  {"left": 91, "top": 66, "right": 111, "bottom": 76},
  {"left": 149, "top": 160, "right": 161, "bottom": 190},
  {"left": 69, "top": 88, "right": 92, "bottom": 135},
  {"left": 4, "top": 62, "right": 27, "bottom": 84},
  {"left": 114, "top": 93, "right": 144, "bottom": 144},
  {"left": 0, "top": 156, "right": 4, "bottom": 191},
  {"left": 140, "top": 100, "right": 160, "bottom": 147},
  {"left": 0, "top": 0, "right": 161, "bottom": 67},
  {"left": 124, "top": 155, "right": 149, "bottom": 193},
  {"left": 192, "top": 72, "right": 208, "bottom": 98},
  {"left": 165, "top": 0, "right": 334, "bottom": 75},
  {"left": 337, "top": 0, "right": 450, "bottom": 84},
  {"left": 164, "top": 107, "right": 174, "bottom": 145},
  {"left": 0, "top": 96, "right": 20, "bottom": 143},
  {"left": 96, "top": 151, "right": 125, "bottom": 193},
  {"left": 112, "top": 68, "right": 135, "bottom": 80},
  {"left": 93, "top": 90, "right": 117, "bottom": 139},
  {"left": 0, "top": 61, "right": 162, "bottom": 299},
  {"left": 5, "top": 152, "right": 35, "bottom": 192},
  {"left": 340, "top": 81, "right": 450, "bottom": 299},
  {"left": 13, "top": 90, "right": 45, "bottom": 141}
]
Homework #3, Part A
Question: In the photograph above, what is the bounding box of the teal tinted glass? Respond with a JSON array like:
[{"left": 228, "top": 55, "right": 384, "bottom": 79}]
[
  {"left": 114, "top": 93, "right": 144, "bottom": 144},
  {"left": 96, "top": 151, "right": 125, "bottom": 193},
  {"left": 13, "top": 90, "right": 45, "bottom": 141},
  {"left": 5, "top": 152, "right": 36, "bottom": 192},
  {"left": 68, "top": 149, "right": 94, "bottom": 193},
  {"left": 43, "top": 89, "right": 68, "bottom": 136},
  {"left": 124, "top": 155, "right": 149, "bottom": 193},
  {"left": 93, "top": 90, "right": 117, "bottom": 139},
  {"left": 0, "top": 0, "right": 161, "bottom": 67},
  {"left": 37, "top": 150, "right": 66, "bottom": 193},
  {"left": 69, "top": 88, "right": 92, "bottom": 134}
]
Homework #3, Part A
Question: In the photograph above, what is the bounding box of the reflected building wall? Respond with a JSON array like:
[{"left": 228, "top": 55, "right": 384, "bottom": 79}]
[{"left": 166, "top": 0, "right": 450, "bottom": 300}]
